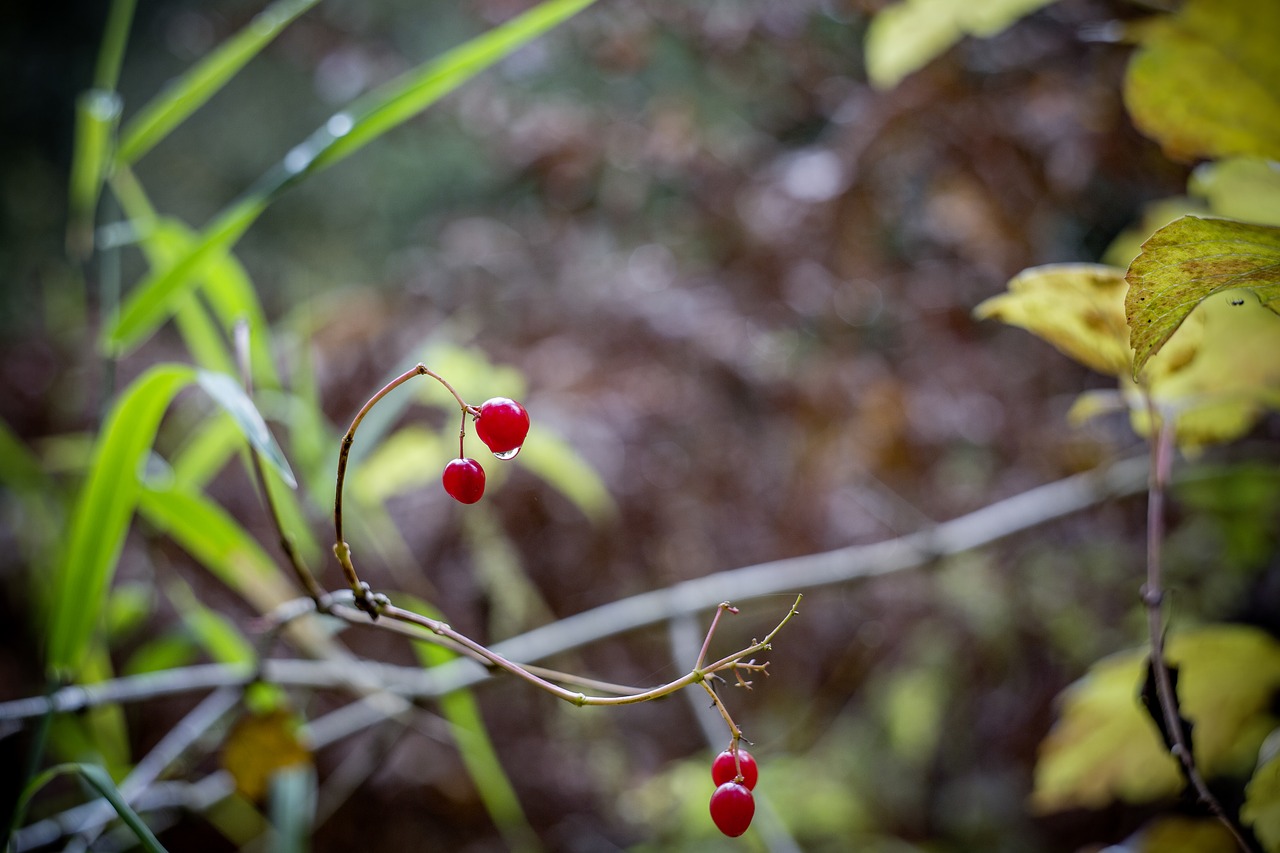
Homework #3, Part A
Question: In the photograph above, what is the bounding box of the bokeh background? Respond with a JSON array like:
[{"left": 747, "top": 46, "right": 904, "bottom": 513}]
[{"left": 3, "top": 0, "right": 1278, "bottom": 850}]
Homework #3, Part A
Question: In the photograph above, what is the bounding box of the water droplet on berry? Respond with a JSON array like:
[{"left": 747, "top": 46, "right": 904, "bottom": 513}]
[{"left": 493, "top": 446, "right": 521, "bottom": 461}]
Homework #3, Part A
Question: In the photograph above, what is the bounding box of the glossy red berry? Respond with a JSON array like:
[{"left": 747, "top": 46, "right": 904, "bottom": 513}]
[
  {"left": 711, "top": 749, "right": 758, "bottom": 790},
  {"left": 709, "top": 781, "right": 755, "bottom": 837},
  {"left": 442, "top": 458, "right": 485, "bottom": 504},
  {"left": 474, "top": 397, "right": 530, "bottom": 458}
]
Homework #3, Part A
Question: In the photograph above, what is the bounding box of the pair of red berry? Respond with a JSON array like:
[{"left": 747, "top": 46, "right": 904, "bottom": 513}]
[
  {"left": 709, "top": 748, "right": 757, "bottom": 837},
  {"left": 441, "top": 397, "right": 530, "bottom": 504}
]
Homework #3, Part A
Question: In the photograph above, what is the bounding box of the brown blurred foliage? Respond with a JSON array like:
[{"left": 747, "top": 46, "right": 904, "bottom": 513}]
[{"left": 2, "top": 0, "right": 1278, "bottom": 850}]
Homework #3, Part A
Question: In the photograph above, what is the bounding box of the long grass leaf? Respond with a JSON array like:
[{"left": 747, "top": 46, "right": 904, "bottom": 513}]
[
  {"left": 93, "top": 0, "right": 138, "bottom": 91},
  {"left": 197, "top": 370, "right": 296, "bottom": 488},
  {"left": 46, "top": 365, "right": 197, "bottom": 680},
  {"left": 105, "top": 0, "right": 598, "bottom": 356},
  {"left": 0, "top": 417, "right": 48, "bottom": 494},
  {"left": 408, "top": 598, "right": 540, "bottom": 852},
  {"left": 311, "top": 0, "right": 600, "bottom": 173},
  {"left": 171, "top": 412, "right": 242, "bottom": 488},
  {"left": 515, "top": 431, "right": 615, "bottom": 523},
  {"left": 136, "top": 482, "right": 290, "bottom": 609},
  {"left": 67, "top": 90, "right": 123, "bottom": 258},
  {"left": 104, "top": 195, "right": 265, "bottom": 355},
  {"left": 117, "top": 0, "right": 319, "bottom": 165},
  {"left": 10, "top": 763, "right": 168, "bottom": 853},
  {"left": 268, "top": 765, "right": 316, "bottom": 853},
  {"left": 112, "top": 174, "right": 281, "bottom": 390},
  {"left": 175, "top": 294, "right": 238, "bottom": 377},
  {"left": 135, "top": 483, "right": 339, "bottom": 660}
]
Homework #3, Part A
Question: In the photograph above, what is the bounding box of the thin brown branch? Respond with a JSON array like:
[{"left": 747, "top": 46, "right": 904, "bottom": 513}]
[{"left": 1141, "top": 407, "right": 1257, "bottom": 852}]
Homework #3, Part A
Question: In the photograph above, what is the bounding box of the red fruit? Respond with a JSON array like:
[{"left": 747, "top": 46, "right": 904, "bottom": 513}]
[
  {"left": 475, "top": 397, "right": 530, "bottom": 457},
  {"left": 711, "top": 749, "right": 758, "bottom": 790},
  {"left": 709, "top": 781, "right": 755, "bottom": 837},
  {"left": 442, "top": 458, "right": 485, "bottom": 504}
]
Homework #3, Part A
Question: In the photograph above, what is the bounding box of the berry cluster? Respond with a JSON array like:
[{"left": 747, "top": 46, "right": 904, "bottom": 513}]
[
  {"left": 442, "top": 397, "right": 530, "bottom": 504},
  {"left": 709, "top": 747, "right": 757, "bottom": 837}
]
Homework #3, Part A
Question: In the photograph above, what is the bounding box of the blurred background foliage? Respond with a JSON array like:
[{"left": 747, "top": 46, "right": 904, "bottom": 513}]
[{"left": 1, "top": 0, "right": 1278, "bottom": 850}]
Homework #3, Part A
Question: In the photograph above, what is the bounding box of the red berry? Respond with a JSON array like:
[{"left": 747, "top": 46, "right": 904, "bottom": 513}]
[
  {"left": 475, "top": 397, "right": 530, "bottom": 458},
  {"left": 709, "top": 781, "right": 755, "bottom": 837},
  {"left": 711, "top": 749, "right": 758, "bottom": 790},
  {"left": 442, "top": 458, "right": 485, "bottom": 504}
]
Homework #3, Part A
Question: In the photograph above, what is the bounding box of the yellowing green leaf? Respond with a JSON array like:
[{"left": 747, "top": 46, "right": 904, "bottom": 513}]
[
  {"left": 1123, "top": 0, "right": 1280, "bottom": 162},
  {"left": 1129, "top": 288, "right": 1280, "bottom": 450},
  {"left": 865, "top": 0, "right": 1057, "bottom": 89},
  {"left": 1124, "top": 816, "right": 1237, "bottom": 853},
  {"left": 1101, "top": 197, "right": 1208, "bottom": 269},
  {"left": 1031, "top": 625, "right": 1280, "bottom": 814},
  {"left": 1190, "top": 159, "right": 1280, "bottom": 227},
  {"left": 1244, "top": 729, "right": 1280, "bottom": 853},
  {"left": 983, "top": 251, "right": 1280, "bottom": 450},
  {"left": 974, "top": 264, "right": 1132, "bottom": 376},
  {"left": 1126, "top": 215, "right": 1280, "bottom": 375},
  {"left": 221, "top": 710, "right": 311, "bottom": 802},
  {"left": 351, "top": 425, "right": 444, "bottom": 504}
]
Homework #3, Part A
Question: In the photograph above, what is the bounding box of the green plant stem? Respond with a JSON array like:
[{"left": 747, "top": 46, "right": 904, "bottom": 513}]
[
  {"left": 1142, "top": 405, "right": 1256, "bottom": 852},
  {"left": 234, "top": 322, "right": 327, "bottom": 605},
  {"left": 92, "top": 0, "right": 137, "bottom": 91},
  {"left": 332, "top": 363, "right": 474, "bottom": 605}
]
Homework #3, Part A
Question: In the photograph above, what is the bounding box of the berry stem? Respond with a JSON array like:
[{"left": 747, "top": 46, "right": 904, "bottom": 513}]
[
  {"left": 365, "top": 595, "right": 801, "bottom": 708},
  {"left": 701, "top": 679, "right": 743, "bottom": 744},
  {"left": 333, "top": 363, "right": 477, "bottom": 606},
  {"left": 695, "top": 602, "right": 738, "bottom": 670}
]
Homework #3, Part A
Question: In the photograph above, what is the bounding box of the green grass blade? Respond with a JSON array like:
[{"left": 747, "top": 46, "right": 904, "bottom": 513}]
[
  {"left": 46, "top": 365, "right": 197, "bottom": 680},
  {"left": 311, "top": 0, "right": 600, "bottom": 173},
  {"left": 112, "top": 175, "right": 281, "bottom": 390},
  {"left": 196, "top": 370, "right": 296, "bottom": 488},
  {"left": 104, "top": 0, "right": 599, "bottom": 356},
  {"left": 117, "top": 0, "right": 319, "bottom": 165},
  {"left": 136, "top": 482, "right": 290, "bottom": 609},
  {"left": 408, "top": 599, "right": 540, "bottom": 852},
  {"left": 104, "top": 195, "right": 266, "bottom": 355},
  {"left": 168, "top": 579, "right": 257, "bottom": 665},
  {"left": 175, "top": 294, "right": 238, "bottom": 377},
  {"left": 0, "top": 417, "right": 49, "bottom": 494},
  {"left": 10, "top": 763, "right": 168, "bottom": 853},
  {"left": 515, "top": 431, "right": 615, "bottom": 523},
  {"left": 67, "top": 90, "right": 123, "bottom": 259},
  {"left": 93, "top": 0, "right": 138, "bottom": 91},
  {"left": 268, "top": 765, "right": 316, "bottom": 853},
  {"left": 171, "top": 412, "right": 241, "bottom": 488}
]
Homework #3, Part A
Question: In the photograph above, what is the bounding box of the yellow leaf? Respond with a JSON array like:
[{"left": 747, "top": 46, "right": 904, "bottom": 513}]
[
  {"left": 1126, "top": 215, "right": 1280, "bottom": 377},
  {"left": 1124, "top": 0, "right": 1280, "bottom": 162},
  {"left": 1131, "top": 288, "right": 1280, "bottom": 451},
  {"left": 1243, "top": 729, "right": 1280, "bottom": 853},
  {"left": 864, "top": 0, "right": 1057, "bottom": 89},
  {"left": 1031, "top": 626, "right": 1280, "bottom": 814},
  {"left": 974, "top": 264, "right": 1132, "bottom": 376},
  {"left": 1190, "top": 159, "right": 1280, "bottom": 227},
  {"left": 221, "top": 709, "right": 312, "bottom": 802},
  {"left": 978, "top": 256, "right": 1280, "bottom": 451},
  {"left": 1125, "top": 816, "right": 1238, "bottom": 853}
]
